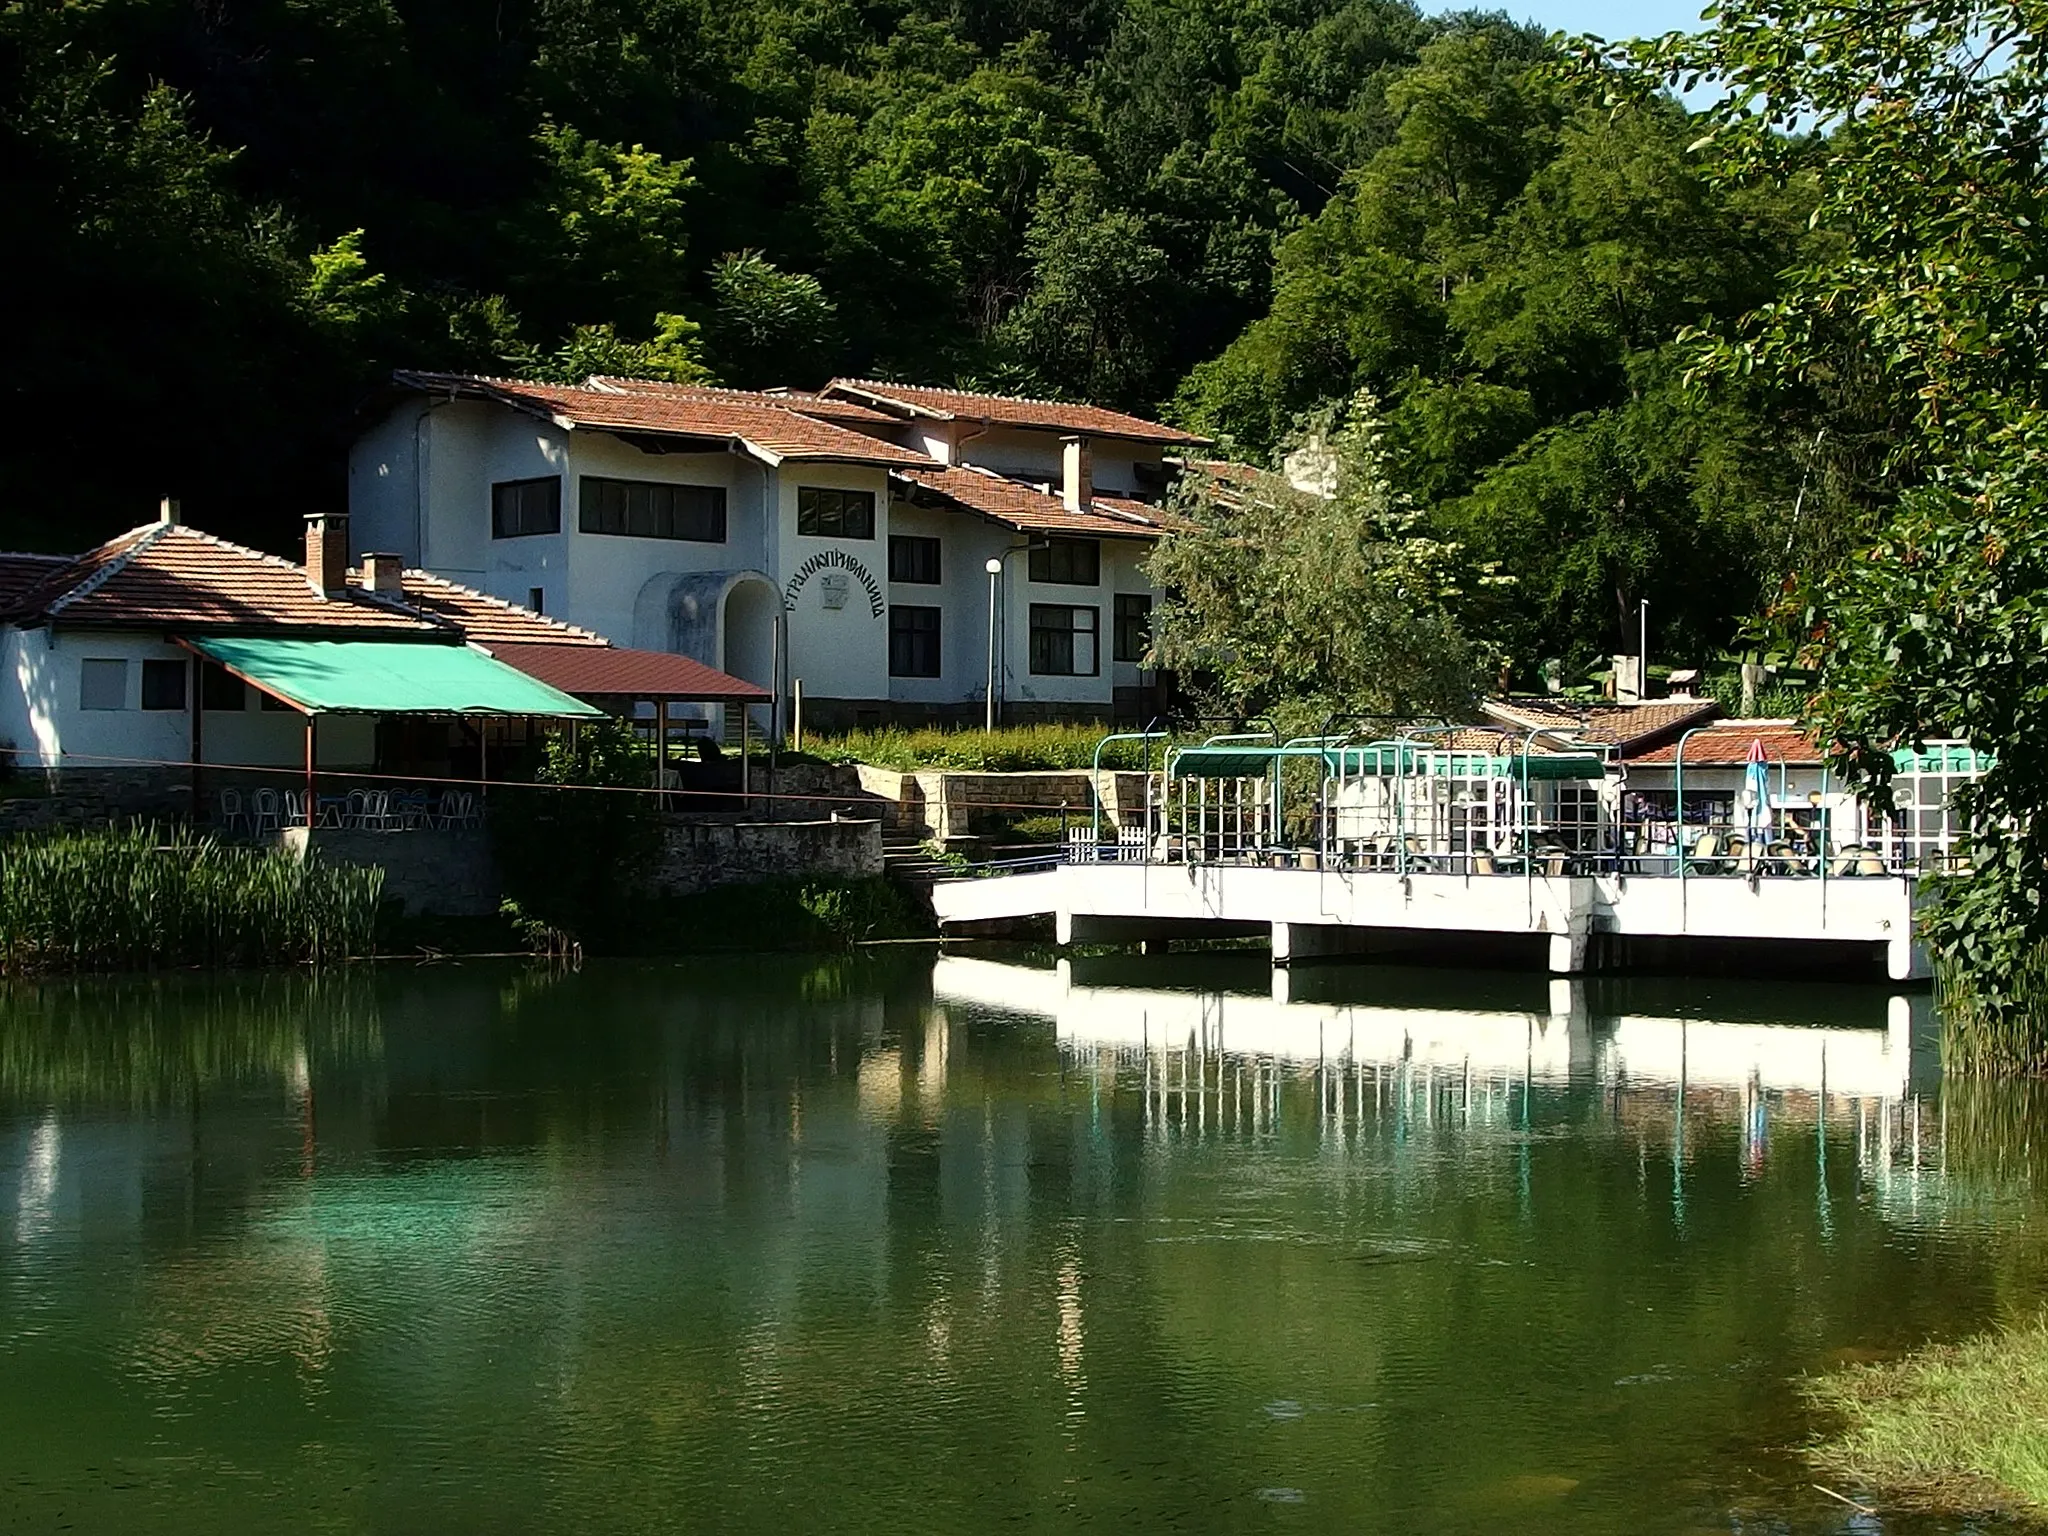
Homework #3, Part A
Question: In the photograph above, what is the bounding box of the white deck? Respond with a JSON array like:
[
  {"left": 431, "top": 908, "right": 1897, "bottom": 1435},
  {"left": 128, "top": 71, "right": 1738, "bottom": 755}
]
[{"left": 931, "top": 863, "right": 1927, "bottom": 979}]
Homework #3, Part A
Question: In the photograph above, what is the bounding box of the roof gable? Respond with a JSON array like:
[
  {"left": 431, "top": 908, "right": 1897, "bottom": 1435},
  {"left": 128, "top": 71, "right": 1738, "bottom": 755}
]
[
  {"left": 1482, "top": 697, "right": 1720, "bottom": 752},
  {"left": 892, "top": 465, "right": 1174, "bottom": 539}
]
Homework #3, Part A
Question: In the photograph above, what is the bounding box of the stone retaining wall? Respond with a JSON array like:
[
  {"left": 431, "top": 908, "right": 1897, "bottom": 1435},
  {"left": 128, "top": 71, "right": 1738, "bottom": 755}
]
[
  {"left": 650, "top": 816, "right": 883, "bottom": 896},
  {"left": 849, "top": 766, "right": 1153, "bottom": 841},
  {"left": 0, "top": 768, "right": 193, "bottom": 834},
  {"left": 278, "top": 825, "right": 501, "bottom": 917}
]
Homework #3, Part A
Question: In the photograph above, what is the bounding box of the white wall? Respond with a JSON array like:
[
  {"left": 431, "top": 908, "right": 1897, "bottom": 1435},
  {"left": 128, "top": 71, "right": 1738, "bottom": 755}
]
[
  {"left": 880, "top": 501, "right": 1012, "bottom": 708},
  {"left": 779, "top": 462, "right": 894, "bottom": 703},
  {"left": 951, "top": 426, "right": 1162, "bottom": 496},
  {"left": 0, "top": 629, "right": 372, "bottom": 772}
]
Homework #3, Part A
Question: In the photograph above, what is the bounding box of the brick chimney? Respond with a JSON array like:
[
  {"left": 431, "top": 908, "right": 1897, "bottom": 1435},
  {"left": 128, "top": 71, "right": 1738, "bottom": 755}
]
[
  {"left": 305, "top": 512, "right": 350, "bottom": 597},
  {"left": 362, "top": 551, "right": 406, "bottom": 596},
  {"left": 1061, "top": 435, "right": 1093, "bottom": 514}
]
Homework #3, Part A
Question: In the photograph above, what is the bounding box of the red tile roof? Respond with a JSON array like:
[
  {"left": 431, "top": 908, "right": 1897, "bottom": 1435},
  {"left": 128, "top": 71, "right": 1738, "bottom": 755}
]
[
  {"left": 586, "top": 378, "right": 906, "bottom": 429},
  {"left": 393, "top": 372, "right": 928, "bottom": 466},
  {"left": 1483, "top": 698, "right": 1719, "bottom": 751},
  {"left": 1627, "top": 723, "right": 1822, "bottom": 766},
  {"left": 484, "top": 642, "right": 768, "bottom": 702},
  {"left": 388, "top": 572, "right": 606, "bottom": 646},
  {"left": 0, "top": 553, "right": 72, "bottom": 609},
  {"left": 824, "top": 379, "right": 1207, "bottom": 446},
  {"left": 5, "top": 524, "right": 444, "bottom": 635},
  {"left": 892, "top": 465, "right": 1172, "bottom": 539}
]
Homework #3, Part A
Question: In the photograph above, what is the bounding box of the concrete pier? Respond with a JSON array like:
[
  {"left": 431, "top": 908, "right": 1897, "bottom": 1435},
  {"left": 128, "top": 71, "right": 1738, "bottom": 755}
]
[{"left": 935, "top": 862, "right": 1927, "bottom": 979}]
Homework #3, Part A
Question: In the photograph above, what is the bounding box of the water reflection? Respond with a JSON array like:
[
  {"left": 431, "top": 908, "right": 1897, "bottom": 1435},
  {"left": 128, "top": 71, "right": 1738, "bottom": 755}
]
[{"left": 0, "top": 956, "right": 2039, "bottom": 1535}]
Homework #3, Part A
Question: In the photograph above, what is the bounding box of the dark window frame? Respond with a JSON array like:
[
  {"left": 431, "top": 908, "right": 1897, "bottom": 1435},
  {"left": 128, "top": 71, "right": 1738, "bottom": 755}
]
[
  {"left": 888, "top": 604, "right": 942, "bottom": 678},
  {"left": 888, "top": 534, "right": 941, "bottom": 584},
  {"left": 1028, "top": 604, "right": 1099, "bottom": 677},
  {"left": 140, "top": 658, "right": 188, "bottom": 711},
  {"left": 1113, "top": 593, "right": 1153, "bottom": 664},
  {"left": 797, "top": 485, "right": 877, "bottom": 540},
  {"left": 1028, "top": 536, "right": 1100, "bottom": 587},
  {"left": 200, "top": 662, "right": 246, "bottom": 712},
  {"left": 578, "top": 476, "right": 727, "bottom": 542},
  {"left": 491, "top": 476, "right": 562, "bottom": 539}
]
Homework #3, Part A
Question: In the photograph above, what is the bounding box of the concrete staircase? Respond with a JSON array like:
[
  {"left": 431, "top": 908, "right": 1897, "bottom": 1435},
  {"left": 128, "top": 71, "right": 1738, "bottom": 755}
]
[{"left": 882, "top": 836, "right": 959, "bottom": 912}]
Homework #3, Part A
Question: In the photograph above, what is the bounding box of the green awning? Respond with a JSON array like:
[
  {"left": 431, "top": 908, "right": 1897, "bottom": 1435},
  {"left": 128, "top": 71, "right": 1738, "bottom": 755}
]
[{"left": 189, "top": 638, "right": 605, "bottom": 718}]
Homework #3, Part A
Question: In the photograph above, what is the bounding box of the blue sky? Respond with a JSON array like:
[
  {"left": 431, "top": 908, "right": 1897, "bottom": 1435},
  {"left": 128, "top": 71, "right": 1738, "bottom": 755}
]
[{"left": 1463, "top": 0, "right": 1708, "bottom": 40}]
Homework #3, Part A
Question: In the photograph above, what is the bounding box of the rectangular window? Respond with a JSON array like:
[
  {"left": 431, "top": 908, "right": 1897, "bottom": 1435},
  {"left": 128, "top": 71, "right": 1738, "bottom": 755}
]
[
  {"left": 578, "top": 477, "right": 727, "bottom": 542},
  {"left": 1028, "top": 605, "right": 1099, "bottom": 676},
  {"left": 888, "top": 534, "right": 941, "bottom": 584},
  {"left": 528, "top": 587, "right": 545, "bottom": 614},
  {"left": 491, "top": 477, "right": 562, "bottom": 539},
  {"left": 889, "top": 605, "right": 942, "bottom": 678},
  {"left": 1028, "top": 536, "right": 1100, "bottom": 586},
  {"left": 1114, "top": 593, "right": 1153, "bottom": 664},
  {"left": 200, "top": 662, "right": 246, "bottom": 711},
  {"left": 79, "top": 658, "right": 127, "bottom": 711},
  {"left": 140, "top": 659, "right": 187, "bottom": 711},
  {"left": 797, "top": 486, "right": 876, "bottom": 539}
]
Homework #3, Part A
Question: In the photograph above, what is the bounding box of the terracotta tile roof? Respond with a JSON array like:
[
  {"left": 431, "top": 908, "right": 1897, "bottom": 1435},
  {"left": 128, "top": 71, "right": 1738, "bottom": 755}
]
[
  {"left": 892, "top": 465, "right": 1171, "bottom": 539},
  {"left": 484, "top": 642, "right": 768, "bottom": 701},
  {"left": 389, "top": 572, "right": 607, "bottom": 646},
  {"left": 824, "top": 379, "right": 1207, "bottom": 446},
  {"left": 4, "top": 524, "right": 443, "bottom": 635},
  {"left": 1483, "top": 697, "right": 1719, "bottom": 751},
  {"left": 0, "top": 553, "right": 72, "bottom": 608},
  {"left": 1627, "top": 723, "right": 1822, "bottom": 766},
  {"left": 586, "top": 377, "right": 907, "bottom": 427},
  {"left": 393, "top": 371, "right": 928, "bottom": 466}
]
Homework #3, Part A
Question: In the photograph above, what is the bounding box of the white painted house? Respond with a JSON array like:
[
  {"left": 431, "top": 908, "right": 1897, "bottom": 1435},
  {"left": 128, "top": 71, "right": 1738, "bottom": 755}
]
[{"left": 348, "top": 373, "right": 1202, "bottom": 731}]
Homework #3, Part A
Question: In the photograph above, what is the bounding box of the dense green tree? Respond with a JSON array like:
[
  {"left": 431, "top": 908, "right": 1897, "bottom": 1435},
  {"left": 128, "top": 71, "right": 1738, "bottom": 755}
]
[{"left": 1608, "top": 0, "right": 2048, "bottom": 1052}]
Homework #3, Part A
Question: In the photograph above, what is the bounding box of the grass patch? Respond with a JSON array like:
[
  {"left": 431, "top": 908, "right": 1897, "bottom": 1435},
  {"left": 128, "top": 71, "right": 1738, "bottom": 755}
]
[
  {"left": 0, "top": 823, "right": 381, "bottom": 973},
  {"left": 805, "top": 723, "right": 1164, "bottom": 773},
  {"left": 1805, "top": 1314, "right": 2048, "bottom": 1515}
]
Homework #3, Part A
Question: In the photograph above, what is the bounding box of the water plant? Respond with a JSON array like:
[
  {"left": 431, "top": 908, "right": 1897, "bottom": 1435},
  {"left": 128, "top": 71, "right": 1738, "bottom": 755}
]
[{"left": 0, "top": 823, "right": 382, "bottom": 973}]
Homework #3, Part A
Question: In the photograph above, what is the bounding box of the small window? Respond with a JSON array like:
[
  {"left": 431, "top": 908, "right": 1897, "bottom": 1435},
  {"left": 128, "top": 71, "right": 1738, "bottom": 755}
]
[
  {"left": 1028, "top": 537, "right": 1100, "bottom": 586},
  {"left": 201, "top": 662, "right": 246, "bottom": 711},
  {"left": 141, "top": 659, "right": 187, "bottom": 711},
  {"left": 492, "top": 477, "right": 562, "bottom": 539},
  {"left": 888, "top": 534, "right": 941, "bottom": 584},
  {"left": 528, "top": 587, "right": 545, "bottom": 614},
  {"left": 1028, "top": 604, "right": 1099, "bottom": 676},
  {"left": 579, "top": 477, "right": 727, "bottom": 541},
  {"left": 1114, "top": 593, "right": 1153, "bottom": 664},
  {"left": 79, "top": 658, "right": 127, "bottom": 711},
  {"left": 797, "top": 486, "right": 876, "bottom": 540},
  {"left": 889, "top": 605, "right": 941, "bottom": 678}
]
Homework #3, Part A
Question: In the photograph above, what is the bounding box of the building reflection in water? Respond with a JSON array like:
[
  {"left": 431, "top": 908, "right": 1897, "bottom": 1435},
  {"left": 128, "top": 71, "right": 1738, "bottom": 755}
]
[{"left": 930, "top": 952, "right": 1947, "bottom": 1231}]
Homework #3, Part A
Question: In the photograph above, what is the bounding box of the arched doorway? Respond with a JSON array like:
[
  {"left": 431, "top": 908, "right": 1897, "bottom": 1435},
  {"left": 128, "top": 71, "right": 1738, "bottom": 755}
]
[{"left": 721, "top": 576, "right": 779, "bottom": 736}]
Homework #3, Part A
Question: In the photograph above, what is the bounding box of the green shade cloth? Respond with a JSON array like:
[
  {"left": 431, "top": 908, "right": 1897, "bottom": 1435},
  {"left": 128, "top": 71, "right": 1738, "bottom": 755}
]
[
  {"left": 1170, "top": 741, "right": 1606, "bottom": 781},
  {"left": 189, "top": 637, "right": 605, "bottom": 718}
]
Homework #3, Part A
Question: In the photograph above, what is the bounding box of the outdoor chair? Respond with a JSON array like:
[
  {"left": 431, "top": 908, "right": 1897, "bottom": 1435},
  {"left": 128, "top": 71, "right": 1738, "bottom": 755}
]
[
  {"left": 217, "top": 787, "right": 247, "bottom": 835},
  {"left": 1472, "top": 848, "right": 1497, "bottom": 876},
  {"left": 359, "top": 789, "right": 394, "bottom": 831},
  {"left": 1830, "top": 846, "right": 1863, "bottom": 878},
  {"left": 249, "top": 788, "right": 280, "bottom": 836},
  {"left": 1855, "top": 848, "right": 1888, "bottom": 877},
  {"left": 397, "top": 791, "right": 433, "bottom": 831},
  {"left": 1536, "top": 846, "right": 1571, "bottom": 878},
  {"left": 1687, "top": 833, "right": 1726, "bottom": 874},
  {"left": 283, "top": 790, "right": 306, "bottom": 828},
  {"left": 439, "top": 789, "right": 479, "bottom": 830}
]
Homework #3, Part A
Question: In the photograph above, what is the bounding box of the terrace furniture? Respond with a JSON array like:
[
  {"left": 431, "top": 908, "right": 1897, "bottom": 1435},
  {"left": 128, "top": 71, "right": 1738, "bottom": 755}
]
[
  {"left": 396, "top": 791, "right": 434, "bottom": 831},
  {"left": 318, "top": 794, "right": 350, "bottom": 829},
  {"left": 283, "top": 790, "right": 307, "bottom": 827},
  {"left": 439, "top": 789, "right": 480, "bottom": 830},
  {"left": 249, "top": 788, "right": 281, "bottom": 836},
  {"left": 1687, "top": 833, "right": 1729, "bottom": 875},
  {"left": 1472, "top": 849, "right": 1497, "bottom": 875},
  {"left": 356, "top": 789, "right": 395, "bottom": 831},
  {"left": 217, "top": 788, "right": 248, "bottom": 835}
]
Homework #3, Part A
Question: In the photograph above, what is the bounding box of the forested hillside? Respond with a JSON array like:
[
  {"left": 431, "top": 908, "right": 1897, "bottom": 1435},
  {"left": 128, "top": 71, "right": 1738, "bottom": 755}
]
[{"left": 2, "top": 0, "right": 1864, "bottom": 676}]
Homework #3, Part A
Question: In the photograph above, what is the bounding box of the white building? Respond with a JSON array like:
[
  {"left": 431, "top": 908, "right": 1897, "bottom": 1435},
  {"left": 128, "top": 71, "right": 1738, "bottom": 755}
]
[{"left": 348, "top": 373, "right": 1201, "bottom": 731}]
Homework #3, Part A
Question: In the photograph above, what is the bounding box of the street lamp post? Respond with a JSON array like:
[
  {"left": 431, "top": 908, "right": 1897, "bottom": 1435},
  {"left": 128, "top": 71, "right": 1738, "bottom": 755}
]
[{"left": 985, "top": 556, "right": 1003, "bottom": 733}]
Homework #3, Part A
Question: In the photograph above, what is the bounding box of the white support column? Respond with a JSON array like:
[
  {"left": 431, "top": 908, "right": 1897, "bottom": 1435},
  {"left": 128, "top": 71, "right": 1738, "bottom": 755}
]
[
  {"left": 1887, "top": 932, "right": 1931, "bottom": 982},
  {"left": 1056, "top": 909, "right": 1077, "bottom": 947},
  {"left": 1547, "top": 927, "right": 1590, "bottom": 976}
]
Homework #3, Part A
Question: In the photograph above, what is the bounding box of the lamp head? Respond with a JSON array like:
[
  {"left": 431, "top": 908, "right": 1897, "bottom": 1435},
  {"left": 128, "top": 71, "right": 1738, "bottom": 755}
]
[{"left": 985, "top": 557, "right": 1003, "bottom": 575}]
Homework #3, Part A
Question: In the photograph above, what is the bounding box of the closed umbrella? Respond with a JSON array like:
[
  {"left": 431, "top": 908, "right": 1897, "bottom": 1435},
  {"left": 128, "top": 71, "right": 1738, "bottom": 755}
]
[{"left": 1741, "top": 737, "right": 1772, "bottom": 846}]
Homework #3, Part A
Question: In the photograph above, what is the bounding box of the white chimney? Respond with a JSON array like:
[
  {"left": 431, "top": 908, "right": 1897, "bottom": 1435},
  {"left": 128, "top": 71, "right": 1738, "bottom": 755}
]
[
  {"left": 1061, "top": 435, "right": 1093, "bottom": 514},
  {"left": 362, "top": 551, "right": 406, "bottom": 596},
  {"left": 159, "top": 496, "right": 181, "bottom": 526}
]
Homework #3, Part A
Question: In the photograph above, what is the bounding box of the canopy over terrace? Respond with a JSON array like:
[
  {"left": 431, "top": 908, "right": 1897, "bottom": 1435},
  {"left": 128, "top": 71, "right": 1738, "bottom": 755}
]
[
  {"left": 185, "top": 637, "right": 602, "bottom": 826},
  {"left": 1102, "top": 732, "right": 1609, "bottom": 870}
]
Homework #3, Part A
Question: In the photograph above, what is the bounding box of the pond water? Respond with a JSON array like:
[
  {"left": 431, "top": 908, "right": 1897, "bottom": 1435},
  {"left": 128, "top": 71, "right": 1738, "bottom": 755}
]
[{"left": 1, "top": 951, "right": 2044, "bottom": 1533}]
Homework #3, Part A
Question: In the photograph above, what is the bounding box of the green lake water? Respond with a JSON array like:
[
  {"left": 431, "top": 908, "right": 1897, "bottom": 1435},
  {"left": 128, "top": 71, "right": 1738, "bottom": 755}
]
[{"left": 2, "top": 951, "right": 2044, "bottom": 1533}]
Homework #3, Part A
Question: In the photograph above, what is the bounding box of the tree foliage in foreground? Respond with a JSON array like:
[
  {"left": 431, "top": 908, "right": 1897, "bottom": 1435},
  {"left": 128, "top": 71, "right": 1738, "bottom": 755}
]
[
  {"left": 1608, "top": 0, "right": 2048, "bottom": 1049},
  {"left": 1145, "top": 395, "right": 1504, "bottom": 729}
]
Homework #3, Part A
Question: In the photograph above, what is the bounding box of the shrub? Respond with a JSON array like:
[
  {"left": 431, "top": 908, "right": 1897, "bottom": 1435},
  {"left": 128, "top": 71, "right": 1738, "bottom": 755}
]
[{"left": 807, "top": 723, "right": 1166, "bottom": 773}]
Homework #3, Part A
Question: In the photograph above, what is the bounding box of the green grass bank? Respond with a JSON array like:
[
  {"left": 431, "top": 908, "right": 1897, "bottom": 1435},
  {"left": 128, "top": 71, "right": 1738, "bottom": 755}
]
[
  {"left": 801, "top": 722, "right": 1164, "bottom": 773},
  {"left": 1807, "top": 1315, "right": 2048, "bottom": 1516}
]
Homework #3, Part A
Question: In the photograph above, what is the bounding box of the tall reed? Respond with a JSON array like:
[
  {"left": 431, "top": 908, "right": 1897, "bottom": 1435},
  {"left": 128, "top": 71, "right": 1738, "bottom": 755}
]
[
  {"left": 1939, "top": 944, "right": 2048, "bottom": 1076},
  {"left": 0, "top": 823, "right": 382, "bottom": 973}
]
